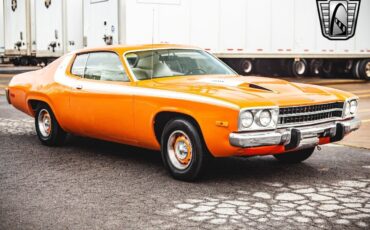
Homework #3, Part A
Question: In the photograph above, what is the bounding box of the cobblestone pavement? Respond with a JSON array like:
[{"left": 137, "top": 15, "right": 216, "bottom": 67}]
[{"left": 1, "top": 116, "right": 370, "bottom": 229}]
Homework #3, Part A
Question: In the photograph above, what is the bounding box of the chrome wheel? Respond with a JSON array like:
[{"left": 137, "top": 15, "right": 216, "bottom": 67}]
[
  {"left": 167, "top": 130, "right": 193, "bottom": 170},
  {"left": 37, "top": 109, "right": 52, "bottom": 137}
]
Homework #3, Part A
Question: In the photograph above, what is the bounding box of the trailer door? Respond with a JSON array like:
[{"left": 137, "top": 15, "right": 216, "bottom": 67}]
[
  {"left": 84, "top": 0, "right": 119, "bottom": 47},
  {"left": 35, "top": 0, "right": 63, "bottom": 57},
  {"left": 4, "top": 0, "right": 28, "bottom": 55}
]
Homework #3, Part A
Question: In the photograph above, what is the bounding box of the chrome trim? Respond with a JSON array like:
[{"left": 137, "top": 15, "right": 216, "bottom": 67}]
[
  {"left": 278, "top": 108, "right": 343, "bottom": 118},
  {"left": 278, "top": 102, "right": 345, "bottom": 127},
  {"left": 342, "top": 98, "right": 359, "bottom": 119},
  {"left": 238, "top": 106, "right": 279, "bottom": 132},
  {"left": 277, "top": 117, "right": 342, "bottom": 128},
  {"left": 229, "top": 118, "right": 361, "bottom": 150},
  {"left": 279, "top": 102, "right": 342, "bottom": 109}
]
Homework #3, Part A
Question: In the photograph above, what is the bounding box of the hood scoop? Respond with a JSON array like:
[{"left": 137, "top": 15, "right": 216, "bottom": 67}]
[{"left": 248, "top": 83, "right": 273, "bottom": 92}]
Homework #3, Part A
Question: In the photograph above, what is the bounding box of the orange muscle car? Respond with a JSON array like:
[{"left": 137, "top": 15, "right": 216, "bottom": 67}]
[{"left": 6, "top": 44, "right": 361, "bottom": 181}]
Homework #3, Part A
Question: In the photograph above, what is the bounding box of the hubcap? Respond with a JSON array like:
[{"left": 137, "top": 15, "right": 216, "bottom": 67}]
[
  {"left": 366, "top": 61, "right": 370, "bottom": 77},
  {"left": 38, "top": 109, "right": 52, "bottom": 137},
  {"left": 167, "top": 130, "right": 193, "bottom": 170}
]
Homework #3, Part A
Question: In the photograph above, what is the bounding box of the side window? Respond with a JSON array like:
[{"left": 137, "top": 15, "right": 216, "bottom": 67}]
[
  {"left": 71, "top": 54, "right": 88, "bottom": 77},
  {"left": 84, "top": 52, "right": 129, "bottom": 82}
]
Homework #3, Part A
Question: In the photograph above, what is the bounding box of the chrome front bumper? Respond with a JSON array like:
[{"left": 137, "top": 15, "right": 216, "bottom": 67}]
[{"left": 229, "top": 118, "right": 361, "bottom": 151}]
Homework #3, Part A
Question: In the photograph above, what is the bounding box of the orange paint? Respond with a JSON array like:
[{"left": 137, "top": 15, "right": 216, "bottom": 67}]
[{"left": 7, "top": 44, "right": 358, "bottom": 158}]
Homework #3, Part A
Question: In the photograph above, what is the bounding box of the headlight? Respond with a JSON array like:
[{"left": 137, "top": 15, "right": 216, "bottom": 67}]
[
  {"left": 240, "top": 111, "right": 254, "bottom": 128},
  {"left": 258, "top": 110, "right": 272, "bottom": 127},
  {"left": 349, "top": 100, "right": 358, "bottom": 114},
  {"left": 343, "top": 98, "right": 358, "bottom": 118},
  {"left": 238, "top": 107, "right": 278, "bottom": 131}
]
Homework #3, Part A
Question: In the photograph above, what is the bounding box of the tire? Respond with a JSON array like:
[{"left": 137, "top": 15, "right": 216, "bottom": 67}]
[
  {"left": 273, "top": 147, "right": 315, "bottom": 164},
  {"left": 239, "top": 59, "right": 254, "bottom": 75},
  {"left": 288, "top": 59, "right": 308, "bottom": 78},
  {"left": 321, "top": 61, "right": 333, "bottom": 78},
  {"left": 352, "top": 60, "right": 362, "bottom": 79},
  {"left": 358, "top": 59, "right": 370, "bottom": 80},
  {"left": 35, "top": 104, "right": 67, "bottom": 146},
  {"left": 309, "top": 59, "right": 323, "bottom": 76},
  {"left": 161, "top": 118, "right": 207, "bottom": 181}
]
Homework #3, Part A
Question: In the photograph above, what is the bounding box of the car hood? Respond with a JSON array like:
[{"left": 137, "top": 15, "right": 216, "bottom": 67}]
[{"left": 140, "top": 75, "right": 352, "bottom": 108}]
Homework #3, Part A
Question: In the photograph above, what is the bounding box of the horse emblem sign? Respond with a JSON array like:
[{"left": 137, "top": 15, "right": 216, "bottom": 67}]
[{"left": 316, "top": 0, "right": 361, "bottom": 40}]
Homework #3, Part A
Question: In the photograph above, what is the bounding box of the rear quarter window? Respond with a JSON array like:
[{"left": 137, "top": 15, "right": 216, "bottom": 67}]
[{"left": 71, "top": 54, "right": 89, "bottom": 77}]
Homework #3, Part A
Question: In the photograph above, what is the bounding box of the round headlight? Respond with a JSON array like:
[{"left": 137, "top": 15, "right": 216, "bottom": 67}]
[
  {"left": 259, "top": 110, "right": 272, "bottom": 127},
  {"left": 349, "top": 100, "right": 358, "bottom": 114},
  {"left": 240, "top": 111, "right": 254, "bottom": 128}
]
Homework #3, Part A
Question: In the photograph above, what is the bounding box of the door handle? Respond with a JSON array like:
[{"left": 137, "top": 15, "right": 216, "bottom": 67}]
[{"left": 75, "top": 85, "right": 83, "bottom": 90}]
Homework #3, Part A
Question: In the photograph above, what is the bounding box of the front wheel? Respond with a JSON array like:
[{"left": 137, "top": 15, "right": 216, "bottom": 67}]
[
  {"left": 273, "top": 147, "right": 315, "bottom": 164},
  {"left": 35, "top": 104, "right": 67, "bottom": 146},
  {"left": 161, "top": 119, "right": 206, "bottom": 181}
]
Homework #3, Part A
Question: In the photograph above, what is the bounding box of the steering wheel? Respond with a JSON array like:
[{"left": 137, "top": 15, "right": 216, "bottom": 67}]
[{"left": 186, "top": 68, "right": 207, "bottom": 75}]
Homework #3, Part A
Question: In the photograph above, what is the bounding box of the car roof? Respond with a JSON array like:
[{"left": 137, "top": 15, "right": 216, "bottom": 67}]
[{"left": 73, "top": 44, "right": 201, "bottom": 55}]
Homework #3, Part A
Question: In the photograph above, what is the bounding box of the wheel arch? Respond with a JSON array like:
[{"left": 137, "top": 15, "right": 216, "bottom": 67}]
[
  {"left": 27, "top": 96, "right": 53, "bottom": 116},
  {"left": 153, "top": 111, "right": 204, "bottom": 145}
]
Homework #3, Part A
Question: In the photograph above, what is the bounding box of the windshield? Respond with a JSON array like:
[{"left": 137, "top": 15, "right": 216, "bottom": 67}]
[{"left": 124, "top": 49, "right": 236, "bottom": 80}]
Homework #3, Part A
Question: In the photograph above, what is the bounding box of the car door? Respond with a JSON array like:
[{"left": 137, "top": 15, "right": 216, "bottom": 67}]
[{"left": 68, "top": 51, "right": 136, "bottom": 143}]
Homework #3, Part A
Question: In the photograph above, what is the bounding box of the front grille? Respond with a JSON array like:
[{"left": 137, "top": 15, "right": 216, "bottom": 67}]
[{"left": 278, "top": 102, "right": 344, "bottom": 127}]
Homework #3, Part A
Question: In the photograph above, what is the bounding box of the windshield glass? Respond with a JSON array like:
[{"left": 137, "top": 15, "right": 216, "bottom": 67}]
[{"left": 124, "top": 49, "right": 235, "bottom": 80}]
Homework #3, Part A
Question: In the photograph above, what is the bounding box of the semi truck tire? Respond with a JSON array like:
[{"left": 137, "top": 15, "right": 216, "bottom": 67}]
[
  {"left": 359, "top": 59, "right": 370, "bottom": 81},
  {"left": 352, "top": 60, "right": 362, "bottom": 79},
  {"left": 321, "top": 61, "right": 333, "bottom": 78},
  {"left": 309, "top": 59, "right": 323, "bottom": 76},
  {"left": 288, "top": 59, "right": 307, "bottom": 78},
  {"left": 239, "top": 59, "right": 254, "bottom": 75}
]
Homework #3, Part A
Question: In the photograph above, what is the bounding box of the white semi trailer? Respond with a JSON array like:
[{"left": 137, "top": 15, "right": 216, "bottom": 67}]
[
  {"left": 83, "top": 0, "right": 370, "bottom": 79},
  {"left": 0, "top": 0, "right": 4, "bottom": 61},
  {"left": 2, "top": 0, "right": 370, "bottom": 79},
  {"left": 3, "top": 0, "right": 83, "bottom": 65}
]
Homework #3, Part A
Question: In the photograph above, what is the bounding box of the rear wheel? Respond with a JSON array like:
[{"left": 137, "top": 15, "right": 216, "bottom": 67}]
[
  {"left": 273, "top": 147, "right": 315, "bottom": 164},
  {"left": 161, "top": 119, "right": 206, "bottom": 181},
  {"left": 35, "top": 104, "right": 67, "bottom": 146}
]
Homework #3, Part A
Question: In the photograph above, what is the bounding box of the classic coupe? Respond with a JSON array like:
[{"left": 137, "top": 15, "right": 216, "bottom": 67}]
[{"left": 6, "top": 44, "right": 361, "bottom": 181}]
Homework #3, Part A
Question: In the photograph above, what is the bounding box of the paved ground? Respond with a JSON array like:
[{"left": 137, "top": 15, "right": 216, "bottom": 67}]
[{"left": 1, "top": 73, "right": 370, "bottom": 229}]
